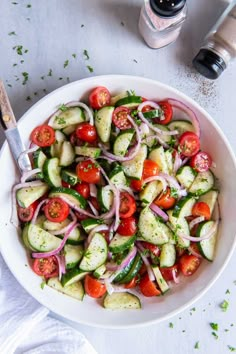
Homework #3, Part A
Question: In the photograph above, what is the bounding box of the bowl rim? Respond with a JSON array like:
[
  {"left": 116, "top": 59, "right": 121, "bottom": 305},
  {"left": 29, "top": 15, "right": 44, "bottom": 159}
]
[{"left": 1, "top": 74, "right": 236, "bottom": 329}]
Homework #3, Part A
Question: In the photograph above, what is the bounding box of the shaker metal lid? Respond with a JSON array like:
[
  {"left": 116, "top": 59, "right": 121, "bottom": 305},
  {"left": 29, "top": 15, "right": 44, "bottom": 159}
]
[
  {"left": 150, "top": 0, "right": 186, "bottom": 18},
  {"left": 193, "top": 49, "right": 226, "bottom": 80}
]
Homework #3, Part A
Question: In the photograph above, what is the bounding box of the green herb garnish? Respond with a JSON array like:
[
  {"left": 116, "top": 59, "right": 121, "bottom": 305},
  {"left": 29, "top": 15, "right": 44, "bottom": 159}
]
[{"left": 83, "top": 49, "right": 89, "bottom": 60}]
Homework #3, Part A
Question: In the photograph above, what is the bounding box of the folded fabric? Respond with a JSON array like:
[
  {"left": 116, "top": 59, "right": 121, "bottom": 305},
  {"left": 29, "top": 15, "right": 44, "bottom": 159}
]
[{"left": 0, "top": 254, "right": 97, "bottom": 354}]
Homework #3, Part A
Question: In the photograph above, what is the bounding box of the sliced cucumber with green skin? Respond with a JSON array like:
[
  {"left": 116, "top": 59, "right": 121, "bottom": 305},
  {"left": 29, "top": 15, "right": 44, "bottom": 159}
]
[
  {"left": 199, "top": 190, "right": 218, "bottom": 216},
  {"left": 143, "top": 109, "right": 161, "bottom": 119},
  {"left": 59, "top": 141, "right": 75, "bottom": 167},
  {"left": 49, "top": 107, "right": 84, "bottom": 130},
  {"left": 95, "top": 106, "right": 114, "bottom": 143},
  {"left": 138, "top": 207, "right": 172, "bottom": 245},
  {"left": 47, "top": 277, "right": 84, "bottom": 301},
  {"left": 188, "top": 170, "right": 215, "bottom": 196},
  {"left": 61, "top": 170, "right": 78, "bottom": 186},
  {"left": 58, "top": 227, "right": 84, "bottom": 245},
  {"left": 43, "top": 218, "right": 70, "bottom": 232},
  {"left": 81, "top": 218, "right": 103, "bottom": 233},
  {"left": 75, "top": 146, "right": 101, "bottom": 158},
  {"left": 167, "top": 210, "right": 190, "bottom": 248},
  {"left": 79, "top": 233, "right": 108, "bottom": 271},
  {"left": 122, "top": 144, "right": 147, "bottom": 180},
  {"left": 109, "top": 233, "right": 136, "bottom": 254},
  {"left": 93, "top": 264, "right": 107, "bottom": 279},
  {"left": 43, "top": 157, "right": 62, "bottom": 187},
  {"left": 113, "top": 129, "right": 135, "bottom": 157},
  {"left": 110, "top": 92, "right": 127, "bottom": 106},
  {"left": 109, "top": 165, "right": 127, "bottom": 187},
  {"left": 165, "top": 149, "right": 174, "bottom": 176},
  {"left": 22, "top": 224, "right": 37, "bottom": 251},
  {"left": 97, "top": 186, "right": 114, "bottom": 212},
  {"left": 173, "top": 196, "right": 196, "bottom": 218},
  {"left": 44, "top": 219, "right": 84, "bottom": 244},
  {"left": 196, "top": 221, "right": 218, "bottom": 261},
  {"left": 140, "top": 181, "right": 163, "bottom": 205},
  {"left": 168, "top": 120, "right": 194, "bottom": 135},
  {"left": 33, "top": 149, "right": 47, "bottom": 178},
  {"left": 103, "top": 292, "right": 141, "bottom": 310},
  {"left": 119, "top": 254, "right": 143, "bottom": 284},
  {"left": 61, "top": 268, "right": 88, "bottom": 287},
  {"left": 64, "top": 244, "right": 84, "bottom": 269},
  {"left": 35, "top": 215, "right": 47, "bottom": 227},
  {"left": 115, "top": 95, "right": 142, "bottom": 108},
  {"left": 49, "top": 187, "right": 87, "bottom": 209},
  {"left": 160, "top": 243, "right": 176, "bottom": 268},
  {"left": 62, "top": 124, "right": 77, "bottom": 135},
  {"left": 152, "top": 266, "right": 169, "bottom": 293},
  {"left": 149, "top": 146, "right": 169, "bottom": 174},
  {"left": 50, "top": 130, "right": 67, "bottom": 158},
  {"left": 176, "top": 166, "right": 197, "bottom": 189},
  {"left": 144, "top": 124, "right": 173, "bottom": 147},
  {"left": 113, "top": 256, "right": 136, "bottom": 283},
  {"left": 27, "top": 224, "right": 61, "bottom": 252},
  {"left": 16, "top": 184, "right": 49, "bottom": 208}
]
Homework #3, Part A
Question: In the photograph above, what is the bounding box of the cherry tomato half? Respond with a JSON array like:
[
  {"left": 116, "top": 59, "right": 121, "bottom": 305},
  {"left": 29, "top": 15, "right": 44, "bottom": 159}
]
[
  {"left": 153, "top": 187, "right": 176, "bottom": 210},
  {"left": 141, "top": 242, "right": 160, "bottom": 258},
  {"left": 119, "top": 192, "right": 136, "bottom": 218},
  {"left": 189, "top": 151, "right": 212, "bottom": 172},
  {"left": 76, "top": 160, "right": 101, "bottom": 184},
  {"left": 192, "top": 201, "right": 211, "bottom": 221},
  {"left": 117, "top": 216, "right": 137, "bottom": 236},
  {"left": 178, "top": 132, "right": 200, "bottom": 157},
  {"left": 124, "top": 276, "right": 138, "bottom": 289},
  {"left": 32, "top": 256, "right": 59, "bottom": 279},
  {"left": 160, "top": 264, "right": 179, "bottom": 281},
  {"left": 84, "top": 274, "right": 107, "bottom": 298},
  {"left": 73, "top": 182, "right": 90, "bottom": 199},
  {"left": 139, "top": 273, "right": 161, "bottom": 297},
  {"left": 44, "top": 197, "right": 70, "bottom": 223},
  {"left": 130, "top": 179, "right": 143, "bottom": 192},
  {"left": 30, "top": 125, "right": 55, "bottom": 147},
  {"left": 130, "top": 159, "right": 159, "bottom": 192},
  {"left": 179, "top": 254, "right": 201, "bottom": 276},
  {"left": 89, "top": 86, "right": 111, "bottom": 109},
  {"left": 112, "top": 106, "right": 132, "bottom": 130},
  {"left": 17, "top": 201, "right": 38, "bottom": 223},
  {"left": 75, "top": 122, "right": 97, "bottom": 143},
  {"left": 154, "top": 101, "right": 173, "bottom": 125}
]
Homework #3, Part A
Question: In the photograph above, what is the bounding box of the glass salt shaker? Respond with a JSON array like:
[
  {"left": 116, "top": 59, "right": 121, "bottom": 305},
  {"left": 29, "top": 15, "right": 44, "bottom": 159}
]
[{"left": 138, "top": 0, "right": 187, "bottom": 49}]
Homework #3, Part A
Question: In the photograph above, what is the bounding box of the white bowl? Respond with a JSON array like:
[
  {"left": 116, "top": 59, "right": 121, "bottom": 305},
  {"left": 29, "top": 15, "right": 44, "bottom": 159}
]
[{"left": 1, "top": 75, "right": 236, "bottom": 328}]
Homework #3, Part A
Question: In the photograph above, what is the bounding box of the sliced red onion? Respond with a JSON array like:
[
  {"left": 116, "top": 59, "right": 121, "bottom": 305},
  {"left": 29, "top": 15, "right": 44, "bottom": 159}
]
[
  {"left": 31, "top": 198, "right": 49, "bottom": 224},
  {"left": 167, "top": 98, "right": 200, "bottom": 137},
  {"left": 20, "top": 168, "right": 41, "bottom": 183},
  {"left": 50, "top": 211, "right": 77, "bottom": 236},
  {"left": 104, "top": 279, "right": 115, "bottom": 295},
  {"left": 18, "top": 145, "right": 38, "bottom": 171},
  {"left": 88, "top": 201, "right": 99, "bottom": 216},
  {"left": 106, "top": 246, "right": 137, "bottom": 273},
  {"left": 173, "top": 152, "right": 182, "bottom": 174},
  {"left": 139, "top": 122, "right": 150, "bottom": 136},
  {"left": 113, "top": 189, "right": 120, "bottom": 232},
  {"left": 189, "top": 216, "right": 205, "bottom": 230},
  {"left": 188, "top": 246, "right": 202, "bottom": 259},
  {"left": 87, "top": 224, "right": 109, "bottom": 245},
  {"left": 170, "top": 221, "right": 218, "bottom": 242},
  {"left": 136, "top": 243, "right": 155, "bottom": 281},
  {"left": 32, "top": 222, "right": 78, "bottom": 258},
  {"left": 89, "top": 184, "right": 97, "bottom": 198},
  {"left": 159, "top": 172, "right": 181, "bottom": 191},
  {"left": 143, "top": 175, "right": 167, "bottom": 191},
  {"left": 181, "top": 157, "right": 190, "bottom": 166},
  {"left": 150, "top": 203, "right": 169, "bottom": 222},
  {"left": 55, "top": 254, "right": 66, "bottom": 281},
  {"left": 172, "top": 268, "right": 180, "bottom": 284},
  {"left": 212, "top": 161, "right": 217, "bottom": 169},
  {"left": 142, "top": 134, "right": 170, "bottom": 149}
]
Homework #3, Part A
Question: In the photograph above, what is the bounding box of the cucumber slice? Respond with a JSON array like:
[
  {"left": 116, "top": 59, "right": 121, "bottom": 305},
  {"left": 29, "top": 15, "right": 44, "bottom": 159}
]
[
  {"left": 43, "top": 158, "right": 62, "bottom": 187},
  {"left": 97, "top": 186, "right": 114, "bottom": 212},
  {"left": 47, "top": 277, "right": 84, "bottom": 301},
  {"left": 168, "top": 120, "right": 194, "bottom": 135},
  {"left": 167, "top": 210, "right": 190, "bottom": 248},
  {"left": 81, "top": 218, "right": 103, "bottom": 233},
  {"left": 110, "top": 91, "right": 127, "bottom": 106},
  {"left": 27, "top": 224, "right": 61, "bottom": 252},
  {"left": 61, "top": 170, "right": 78, "bottom": 186},
  {"left": 103, "top": 292, "right": 141, "bottom": 310},
  {"left": 49, "top": 107, "right": 84, "bottom": 130},
  {"left": 196, "top": 221, "right": 218, "bottom": 261},
  {"left": 62, "top": 124, "right": 77, "bottom": 135},
  {"left": 16, "top": 183, "right": 49, "bottom": 208},
  {"left": 173, "top": 196, "right": 196, "bottom": 218},
  {"left": 138, "top": 207, "right": 172, "bottom": 245},
  {"left": 50, "top": 130, "right": 67, "bottom": 158},
  {"left": 109, "top": 165, "right": 127, "bottom": 187},
  {"left": 149, "top": 146, "right": 169, "bottom": 174},
  {"left": 109, "top": 233, "right": 136, "bottom": 254},
  {"left": 59, "top": 141, "right": 75, "bottom": 167},
  {"left": 64, "top": 244, "right": 84, "bottom": 269},
  {"left": 160, "top": 243, "right": 176, "bottom": 267},
  {"left": 152, "top": 266, "right": 169, "bottom": 293},
  {"left": 75, "top": 146, "right": 101, "bottom": 158},
  {"left": 95, "top": 106, "right": 114, "bottom": 143},
  {"left": 43, "top": 218, "right": 70, "bottom": 231},
  {"left": 199, "top": 190, "right": 218, "bottom": 216},
  {"left": 113, "top": 256, "right": 136, "bottom": 283},
  {"left": 176, "top": 166, "right": 197, "bottom": 189},
  {"left": 49, "top": 187, "right": 87, "bottom": 209},
  {"left": 58, "top": 227, "right": 84, "bottom": 245},
  {"left": 144, "top": 124, "right": 173, "bottom": 147},
  {"left": 79, "top": 233, "right": 108, "bottom": 271},
  {"left": 165, "top": 150, "right": 174, "bottom": 176},
  {"left": 140, "top": 181, "right": 163, "bottom": 205},
  {"left": 142, "top": 109, "right": 161, "bottom": 119},
  {"left": 122, "top": 144, "right": 147, "bottom": 180},
  {"left": 93, "top": 264, "right": 107, "bottom": 279},
  {"left": 119, "top": 254, "right": 143, "bottom": 284},
  {"left": 61, "top": 268, "right": 88, "bottom": 287},
  {"left": 189, "top": 170, "right": 214, "bottom": 196},
  {"left": 33, "top": 149, "right": 47, "bottom": 178},
  {"left": 113, "top": 129, "right": 134, "bottom": 157},
  {"left": 115, "top": 95, "right": 142, "bottom": 108},
  {"left": 22, "top": 224, "right": 36, "bottom": 251}
]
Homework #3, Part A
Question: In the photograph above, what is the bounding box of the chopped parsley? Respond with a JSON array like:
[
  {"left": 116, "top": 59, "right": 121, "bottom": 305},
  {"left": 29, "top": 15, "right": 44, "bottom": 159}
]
[
  {"left": 8, "top": 31, "right": 16, "bottom": 36},
  {"left": 170, "top": 187, "right": 179, "bottom": 198},
  {"left": 169, "top": 322, "right": 174, "bottom": 328},
  {"left": 55, "top": 116, "right": 66, "bottom": 125},
  {"left": 22, "top": 72, "right": 29, "bottom": 85},
  {"left": 48, "top": 69, "right": 53, "bottom": 76},
  {"left": 211, "top": 332, "right": 218, "bottom": 340},
  {"left": 13, "top": 45, "right": 23, "bottom": 55},
  {"left": 12, "top": 1, "right": 18, "bottom": 4},
  {"left": 40, "top": 281, "right": 46, "bottom": 289},
  {"left": 133, "top": 59, "right": 138, "bottom": 63},
  {"left": 64, "top": 60, "right": 69, "bottom": 68},
  {"left": 210, "top": 323, "right": 218, "bottom": 331},
  {"left": 26, "top": 4, "right": 32, "bottom": 8},
  {"left": 26, "top": 96, "right": 31, "bottom": 101},
  {"left": 226, "top": 289, "right": 230, "bottom": 294},
  {"left": 72, "top": 53, "right": 76, "bottom": 59},
  {"left": 228, "top": 346, "right": 236, "bottom": 352},
  {"left": 220, "top": 300, "right": 229, "bottom": 312},
  {"left": 7, "top": 84, "right": 12, "bottom": 88},
  {"left": 87, "top": 65, "right": 94, "bottom": 73},
  {"left": 83, "top": 49, "right": 89, "bottom": 60},
  {"left": 194, "top": 341, "right": 200, "bottom": 349},
  {"left": 59, "top": 104, "right": 68, "bottom": 112},
  {"left": 41, "top": 76, "right": 45, "bottom": 80},
  {"left": 20, "top": 59, "right": 24, "bottom": 64}
]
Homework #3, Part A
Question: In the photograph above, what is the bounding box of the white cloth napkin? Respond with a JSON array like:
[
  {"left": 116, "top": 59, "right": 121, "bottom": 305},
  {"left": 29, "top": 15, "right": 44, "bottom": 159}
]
[{"left": 0, "top": 254, "right": 97, "bottom": 354}]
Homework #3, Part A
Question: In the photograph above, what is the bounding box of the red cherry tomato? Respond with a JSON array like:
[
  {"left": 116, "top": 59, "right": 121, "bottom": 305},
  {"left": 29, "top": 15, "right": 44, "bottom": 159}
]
[
  {"left": 17, "top": 201, "right": 38, "bottom": 222},
  {"left": 76, "top": 160, "right": 100, "bottom": 184},
  {"left": 153, "top": 187, "right": 176, "bottom": 210},
  {"left": 192, "top": 201, "right": 211, "bottom": 221},
  {"left": 75, "top": 210, "right": 89, "bottom": 221},
  {"left": 61, "top": 181, "right": 71, "bottom": 188},
  {"left": 141, "top": 105, "right": 153, "bottom": 113},
  {"left": 124, "top": 276, "right": 138, "bottom": 289},
  {"left": 112, "top": 106, "right": 132, "bottom": 130},
  {"left": 30, "top": 125, "right": 55, "bottom": 147},
  {"left": 119, "top": 192, "right": 136, "bottom": 218},
  {"left": 160, "top": 264, "right": 179, "bottom": 281},
  {"left": 130, "top": 179, "right": 143, "bottom": 192},
  {"left": 179, "top": 254, "right": 201, "bottom": 276},
  {"left": 75, "top": 123, "right": 97, "bottom": 143},
  {"left": 89, "top": 86, "right": 111, "bottom": 109},
  {"left": 100, "top": 230, "right": 110, "bottom": 243},
  {"left": 73, "top": 182, "right": 90, "bottom": 199},
  {"left": 44, "top": 198, "right": 70, "bottom": 223},
  {"left": 117, "top": 216, "right": 137, "bottom": 236},
  {"left": 189, "top": 242, "right": 202, "bottom": 257},
  {"left": 139, "top": 273, "right": 161, "bottom": 297},
  {"left": 32, "top": 256, "right": 59, "bottom": 279},
  {"left": 141, "top": 242, "right": 160, "bottom": 258},
  {"left": 84, "top": 274, "right": 107, "bottom": 298},
  {"left": 153, "top": 101, "right": 173, "bottom": 125},
  {"left": 189, "top": 151, "right": 212, "bottom": 172},
  {"left": 142, "top": 159, "right": 159, "bottom": 180},
  {"left": 178, "top": 132, "right": 200, "bottom": 157}
]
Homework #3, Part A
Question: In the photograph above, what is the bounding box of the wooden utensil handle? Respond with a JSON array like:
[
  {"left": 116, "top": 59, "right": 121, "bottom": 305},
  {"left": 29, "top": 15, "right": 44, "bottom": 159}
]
[{"left": 0, "top": 80, "right": 17, "bottom": 130}]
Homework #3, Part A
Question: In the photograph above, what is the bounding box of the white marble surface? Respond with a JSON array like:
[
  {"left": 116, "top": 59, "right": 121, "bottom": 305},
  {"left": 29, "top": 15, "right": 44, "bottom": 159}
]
[{"left": 0, "top": 0, "right": 236, "bottom": 353}]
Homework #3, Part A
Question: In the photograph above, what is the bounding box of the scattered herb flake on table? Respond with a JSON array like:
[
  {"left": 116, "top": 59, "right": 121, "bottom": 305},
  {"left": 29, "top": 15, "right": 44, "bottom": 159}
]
[
  {"left": 72, "top": 53, "right": 76, "bottom": 59},
  {"left": 210, "top": 322, "right": 218, "bottom": 331},
  {"left": 83, "top": 49, "right": 89, "bottom": 60},
  {"left": 228, "top": 346, "right": 236, "bottom": 352},
  {"left": 169, "top": 322, "right": 174, "bottom": 328},
  {"left": 8, "top": 31, "right": 16, "bottom": 36},
  {"left": 194, "top": 341, "right": 200, "bottom": 349},
  {"left": 26, "top": 4, "right": 31, "bottom": 8},
  {"left": 64, "top": 60, "right": 69, "bottom": 68},
  {"left": 48, "top": 69, "right": 53, "bottom": 77},
  {"left": 211, "top": 332, "right": 218, "bottom": 340},
  {"left": 87, "top": 65, "right": 94, "bottom": 73},
  {"left": 220, "top": 300, "right": 229, "bottom": 312},
  {"left": 22, "top": 72, "right": 29, "bottom": 85}
]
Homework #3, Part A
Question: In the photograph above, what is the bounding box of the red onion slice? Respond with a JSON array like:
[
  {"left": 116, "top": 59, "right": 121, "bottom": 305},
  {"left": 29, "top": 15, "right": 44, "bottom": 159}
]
[
  {"left": 188, "top": 246, "right": 202, "bottom": 258},
  {"left": 89, "top": 184, "right": 97, "bottom": 198},
  {"left": 88, "top": 201, "right": 99, "bottom": 216},
  {"left": 173, "top": 152, "right": 182, "bottom": 174},
  {"left": 142, "top": 134, "right": 170, "bottom": 149},
  {"left": 18, "top": 145, "right": 38, "bottom": 171},
  {"left": 87, "top": 224, "right": 109, "bottom": 245},
  {"left": 55, "top": 254, "right": 66, "bottom": 280},
  {"left": 136, "top": 242, "right": 155, "bottom": 281},
  {"left": 172, "top": 268, "right": 180, "bottom": 284},
  {"left": 50, "top": 211, "right": 77, "bottom": 236},
  {"left": 106, "top": 246, "right": 137, "bottom": 273},
  {"left": 150, "top": 203, "right": 169, "bottom": 222},
  {"left": 170, "top": 221, "right": 218, "bottom": 242},
  {"left": 189, "top": 216, "right": 205, "bottom": 230},
  {"left": 20, "top": 168, "right": 41, "bottom": 183},
  {"left": 143, "top": 175, "right": 167, "bottom": 191},
  {"left": 31, "top": 198, "right": 49, "bottom": 224}
]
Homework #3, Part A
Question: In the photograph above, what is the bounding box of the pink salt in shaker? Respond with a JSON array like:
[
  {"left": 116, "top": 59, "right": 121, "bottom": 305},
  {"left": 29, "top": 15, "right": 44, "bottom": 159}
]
[{"left": 138, "top": 0, "right": 187, "bottom": 49}]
